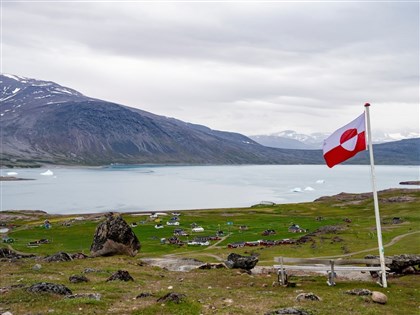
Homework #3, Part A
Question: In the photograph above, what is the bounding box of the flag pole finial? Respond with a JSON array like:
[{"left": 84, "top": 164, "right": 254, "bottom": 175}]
[{"left": 364, "top": 103, "right": 371, "bottom": 107}]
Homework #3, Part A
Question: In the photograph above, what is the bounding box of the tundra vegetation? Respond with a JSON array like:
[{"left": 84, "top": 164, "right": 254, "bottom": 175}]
[{"left": 0, "top": 189, "right": 419, "bottom": 314}]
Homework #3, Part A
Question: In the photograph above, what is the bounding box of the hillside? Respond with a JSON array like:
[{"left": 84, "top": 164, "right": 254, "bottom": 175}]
[
  {"left": 1, "top": 74, "right": 418, "bottom": 167},
  {"left": 0, "top": 189, "right": 419, "bottom": 314}
]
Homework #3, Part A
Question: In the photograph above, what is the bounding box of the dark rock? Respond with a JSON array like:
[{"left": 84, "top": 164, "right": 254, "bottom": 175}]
[
  {"left": 345, "top": 288, "right": 372, "bottom": 296},
  {"left": 157, "top": 292, "right": 186, "bottom": 304},
  {"left": 0, "top": 248, "right": 35, "bottom": 260},
  {"left": 331, "top": 236, "right": 343, "bottom": 243},
  {"left": 71, "top": 253, "right": 88, "bottom": 259},
  {"left": 402, "top": 266, "right": 416, "bottom": 274},
  {"left": 365, "top": 254, "right": 420, "bottom": 274},
  {"left": 90, "top": 213, "right": 141, "bottom": 257},
  {"left": 69, "top": 275, "right": 89, "bottom": 283},
  {"left": 106, "top": 270, "right": 134, "bottom": 282},
  {"left": 296, "top": 292, "right": 321, "bottom": 302},
  {"left": 265, "top": 307, "right": 312, "bottom": 315},
  {"left": 225, "top": 253, "right": 258, "bottom": 270},
  {"left": 27, "top": 282, "right": 72, "bottom": 295},
  {"left": 65, "top": 293, "right": 101, "bottom": 300},
  {"left": 198, "top": 263, "right": 226, "bottom": 269},
  {"left": 136, "top": 292, "right": 153, "bottom": 298},
  {"left": 43, "top": 252, "right": 72, "bottom": 262}
]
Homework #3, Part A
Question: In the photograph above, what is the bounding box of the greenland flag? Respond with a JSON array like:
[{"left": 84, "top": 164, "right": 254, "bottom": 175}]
[{"left": 323, "top": 113, "right": 367, "bottom": 168}]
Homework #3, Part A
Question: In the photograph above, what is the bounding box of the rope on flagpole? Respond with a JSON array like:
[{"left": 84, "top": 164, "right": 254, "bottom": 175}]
[{"left": 364, "top": 102, "right": 388, "bottom": 288}]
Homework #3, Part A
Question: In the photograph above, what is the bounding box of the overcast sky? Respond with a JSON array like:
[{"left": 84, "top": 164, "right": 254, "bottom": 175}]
[{"left": 2, "top": 1, "right": 419, "bottom": 136}]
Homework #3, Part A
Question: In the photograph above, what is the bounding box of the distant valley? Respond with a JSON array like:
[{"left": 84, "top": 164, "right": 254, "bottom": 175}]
[{"left": 1, "top": 74, "right": 419, "bottom": 167}]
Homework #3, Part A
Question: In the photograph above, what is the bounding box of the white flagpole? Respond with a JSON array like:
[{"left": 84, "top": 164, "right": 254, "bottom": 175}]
[{"left": 364, "top": 103, "right": 388, "bottom": 287}]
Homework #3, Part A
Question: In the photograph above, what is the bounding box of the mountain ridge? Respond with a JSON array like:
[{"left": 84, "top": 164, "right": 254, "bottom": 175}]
[{"left": 1, "top": 74, "right": 418, "bottom": 167}]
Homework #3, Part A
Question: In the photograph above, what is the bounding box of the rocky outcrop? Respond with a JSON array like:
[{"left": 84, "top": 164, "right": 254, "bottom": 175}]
[
  {"left": 345, "top": 288, "right": 372, "bottom": 296},
  {"left": 27, "top": 282, "right": 72, "bottom": 295},
  {"left": 296, "top": 292, "right": 322, "bottom": 302},
  {"left": 69, "top": 275, "right": 89, "bottom": 283},
  {"left": 157, "top": 292, "right": 186, "bottom": 304},
  {"left": 265, "top": 308, "right": 312, "bottom": 315},
  {"left": 0, "top": 248, "right": 35, "bottom": 260},
  {"left": 44, "top": 252, "right": 72, "bottom": 262},
  {"left": 106, "top": 270, "right": 134, "bottom": 282},
  {"left": 365, "top": 254, "right": 420, "bottom": 274},
  {"left": 225, "top": 253, "right": 258, "bottom": 270},
  {"left": 90, "top": 213, "right": 140, "bottom": 257}
]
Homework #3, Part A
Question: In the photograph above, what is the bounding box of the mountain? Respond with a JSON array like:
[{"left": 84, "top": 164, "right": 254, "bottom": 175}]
[
  {"left": 1, "top": 74, "right": 418, "bottom": 167},
  {"left": 249, "top": 130, "right": 326, "bottom": 150},
  {"left": 250, "top": 130, "right": 420, "bottom": 150},
  {"left": 0, "top": 74, "right": 326, "bottom": 166}
]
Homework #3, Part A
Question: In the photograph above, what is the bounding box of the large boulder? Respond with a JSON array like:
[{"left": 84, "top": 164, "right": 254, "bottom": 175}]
[
  {"left": 27, "top": 282, "right": 72, "bottom": 295},
  {"left": 225, "top": 253, "right": 258, "bottom": 270},
  {"left": 90, "top": 213, "right": 140, "bottom": 257}
]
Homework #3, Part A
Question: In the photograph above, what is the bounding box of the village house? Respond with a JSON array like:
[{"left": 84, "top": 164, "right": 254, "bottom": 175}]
[{"left": 288, "top": 224, "right": 306, "bottom": 233}]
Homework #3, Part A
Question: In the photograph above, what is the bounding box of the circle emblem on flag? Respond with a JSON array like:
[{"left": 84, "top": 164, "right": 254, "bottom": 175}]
[{"left": 340, "top": 128, "right": 358, "bottom": 151}]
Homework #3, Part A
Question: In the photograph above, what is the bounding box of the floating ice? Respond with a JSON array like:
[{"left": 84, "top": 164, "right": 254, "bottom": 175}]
[
  {"left": 304, "top": 186, "right": 315, "bottom": 191},
  {"left": 40, "top": 170, "right": 54, "bottom": 176},
  {"left": 316, "top": 179, "right": 325, "bottom": 184},
  {"left": 7, "top": 172, "right": 18, "bottom": 176},
  {"left": 292, "top": 187, "right": 302, "bottom": 192}
]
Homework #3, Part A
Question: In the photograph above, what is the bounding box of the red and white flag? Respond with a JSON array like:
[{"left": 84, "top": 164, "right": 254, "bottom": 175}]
[{"left": 323, "top": 113, "right": 367, "bottom": 168}]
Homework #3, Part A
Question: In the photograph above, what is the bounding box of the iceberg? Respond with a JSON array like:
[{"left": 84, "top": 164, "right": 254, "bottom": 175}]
[
  {"left": 304, "top": 186, "right": 315, "bottom": 191},
  {"left": 316, "top": 179, "right": 325, "bottom": 184},
  {"left": 40, "top": 170, "right": 54, "bottom": 176},
  {"left": 7, "top": 172, "right": 18, "bottom": 176},
  {"left": 292, "top": 187, "right": 302, "bottom": 192}
]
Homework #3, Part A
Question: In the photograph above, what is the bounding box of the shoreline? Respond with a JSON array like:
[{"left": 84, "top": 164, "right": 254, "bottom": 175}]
[
  {"left": 0, "top": 176, "right": 35, "bottom": 181},
  {"left": 1, "top": 187, "right": 419, "bottom": 218}
]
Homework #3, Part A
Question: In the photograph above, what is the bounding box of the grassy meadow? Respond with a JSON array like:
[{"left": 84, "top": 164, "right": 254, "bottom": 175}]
[{"left": 0, "top": 188, "right": 419, "bottom": 314}]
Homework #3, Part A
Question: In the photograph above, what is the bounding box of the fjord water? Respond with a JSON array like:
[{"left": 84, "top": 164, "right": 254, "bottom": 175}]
[{"left": 1, "top": 165, "right": 418, "bottom": 214}]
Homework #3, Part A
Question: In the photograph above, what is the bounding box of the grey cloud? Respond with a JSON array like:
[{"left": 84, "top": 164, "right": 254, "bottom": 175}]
[{"left": 2, "top": 2, "right": 418, "bottom": 135}]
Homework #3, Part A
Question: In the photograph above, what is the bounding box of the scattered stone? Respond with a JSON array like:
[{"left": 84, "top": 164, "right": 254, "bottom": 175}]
[
  {"left": 43, "top": 252, "right": 72, "bottom": 262},
  {"left": 65, "top": 293, "right": 101, "bottom": 300},
  {"left": 90, "top": 213, "right": 141, "bottom": 257},
  {"left": 0, "top": 248, "right": 35, "bottom": 260},
  {"left": 265, "top": 307, "right": 312, "bottom": 315},
  {"left": 32, "top": 264, "right": 42, "bottom": 271},
  {"left": 365, "top": 254, "right": 420, "bottom": 274},
  {"left": 402, "top": 266, "right": 416, "bottom": 274},
  {"left": 331, "top": 236, "right": 343, "bottom": 243},
  {"left": 157, "top": 292, "right": 186, "bottom": 304},
  {"left": 198, "top": 263, "right": 226, "bottom": 269},
  {"left": 83, "top": 268, "right": 101, "bottom": 273},
  {"left": 106, "top": 270, "right": 134, "bottom": 282},
  {"left": 2, "top": 311, "right": 14, "bottom": 315},
  {"left": 71, "top": 253, "right": 88, "bottom": 259},
  {"left": 296, "top": 292, "right": 321, "bottom": 302},
  {"left": 371, "top": 291, "right": 387, "bottom": 304},
  {"left": 27, "top": 282, "right": 72, "bottom": 295},
  {"left": 345, "top": 288, "right": 372, "bottom": 296},
  {"left": 69, "top": 275, "right": 89, "bottom": 283},
  {"left": 136, "top": 292, "right": 153, "bottom": 298},
  {"left": 225, "top": 253, "right": 259, "bottom": 270},
  {"left": 168, "top": 286, "right": 173, "bottom": 290}
]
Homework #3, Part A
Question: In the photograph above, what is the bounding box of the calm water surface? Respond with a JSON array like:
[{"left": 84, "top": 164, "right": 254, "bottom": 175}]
[{"left": 1, "top": 165, "right": 418, "bottom": 214}]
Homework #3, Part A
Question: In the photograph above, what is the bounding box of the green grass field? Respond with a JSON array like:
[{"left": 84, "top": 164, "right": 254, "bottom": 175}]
[{"left": 1, "top": 188, "right": 419, "bottom": 314}]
